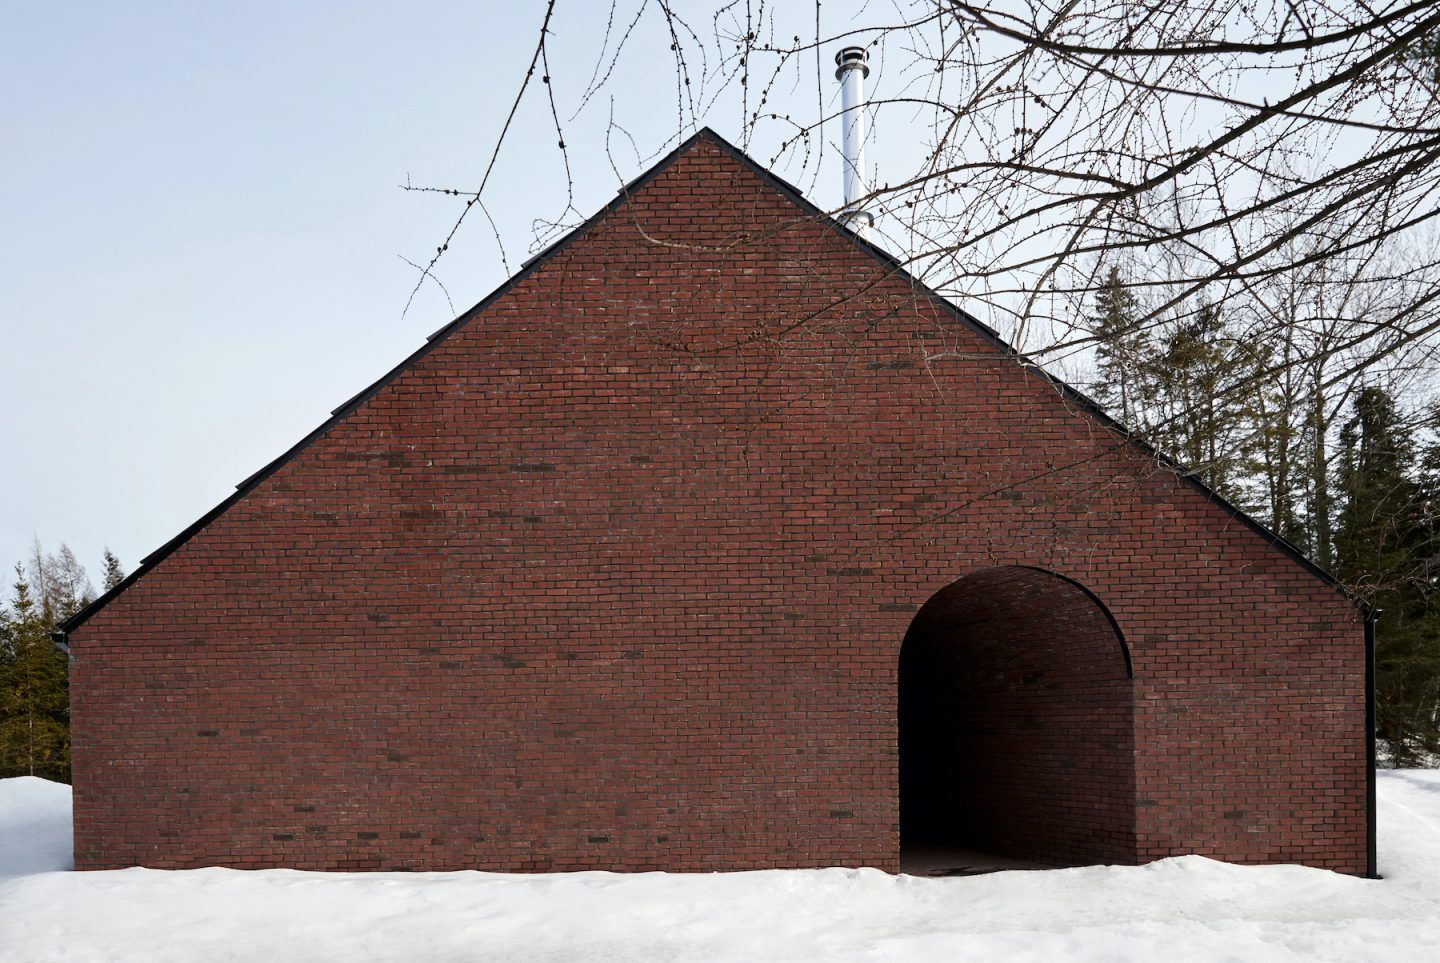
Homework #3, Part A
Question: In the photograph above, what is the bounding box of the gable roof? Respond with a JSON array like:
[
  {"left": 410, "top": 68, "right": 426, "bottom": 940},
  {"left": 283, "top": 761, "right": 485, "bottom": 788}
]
[{"left": 56, "top": 128, "right": 1356, "bottom": 639}]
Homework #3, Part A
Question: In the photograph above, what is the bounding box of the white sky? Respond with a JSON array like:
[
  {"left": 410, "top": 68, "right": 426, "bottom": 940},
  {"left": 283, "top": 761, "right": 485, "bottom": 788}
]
[{"left": 4, "top": 1, "right": 935, "bottom": 583}]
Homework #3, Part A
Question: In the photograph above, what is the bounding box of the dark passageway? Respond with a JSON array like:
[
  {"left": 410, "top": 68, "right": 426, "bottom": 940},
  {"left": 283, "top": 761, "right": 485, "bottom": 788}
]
[{"left": 898, "top": 566, "right": 1136, "bottom": 874}]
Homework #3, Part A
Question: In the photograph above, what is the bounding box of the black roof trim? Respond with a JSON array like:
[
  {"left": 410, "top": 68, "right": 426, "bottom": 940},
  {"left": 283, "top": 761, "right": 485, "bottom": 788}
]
[{"left": 61, "top": 126, "right": 1351, "bottom": 634}]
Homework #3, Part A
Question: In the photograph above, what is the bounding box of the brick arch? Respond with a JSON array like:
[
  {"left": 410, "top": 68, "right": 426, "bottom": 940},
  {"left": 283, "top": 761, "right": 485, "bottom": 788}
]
[{"left": 898, "top": 565, "right": 1137, "bottom": 867}]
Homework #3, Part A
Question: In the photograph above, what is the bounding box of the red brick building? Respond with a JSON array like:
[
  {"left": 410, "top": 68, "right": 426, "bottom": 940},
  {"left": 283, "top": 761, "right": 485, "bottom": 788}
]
[{"left": 58, "top": 129, "right": 1375, "bottom": 876}]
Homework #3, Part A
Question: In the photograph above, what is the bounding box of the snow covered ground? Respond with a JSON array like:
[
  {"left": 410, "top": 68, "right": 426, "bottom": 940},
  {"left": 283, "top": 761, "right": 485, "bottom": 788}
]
[{"left": 2, "top": 773, "right": 1439, "bottom": 962}]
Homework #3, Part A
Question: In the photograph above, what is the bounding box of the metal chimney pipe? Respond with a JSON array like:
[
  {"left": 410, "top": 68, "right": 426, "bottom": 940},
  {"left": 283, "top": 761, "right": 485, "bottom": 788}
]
[{"left": 834, "top": 46, "right": 873, "bottom": 237}]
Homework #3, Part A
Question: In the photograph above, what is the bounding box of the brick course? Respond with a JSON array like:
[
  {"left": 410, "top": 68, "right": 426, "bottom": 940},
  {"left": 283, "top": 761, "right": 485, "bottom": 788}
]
[{"left": 64, "top": 130, "right": 1368, "bottom": 875}]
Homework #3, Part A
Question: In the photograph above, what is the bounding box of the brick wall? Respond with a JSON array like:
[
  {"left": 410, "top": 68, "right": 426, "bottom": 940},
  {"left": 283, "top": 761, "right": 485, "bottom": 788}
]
[{"left": 66, "top": 132, "right": 1368, "bottom": 874}]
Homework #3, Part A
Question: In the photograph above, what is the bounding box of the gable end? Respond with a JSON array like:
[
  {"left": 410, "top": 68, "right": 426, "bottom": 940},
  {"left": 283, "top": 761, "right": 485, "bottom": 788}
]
[{"left": 57, "top": 128, "right": 1353, "bottom": 641}]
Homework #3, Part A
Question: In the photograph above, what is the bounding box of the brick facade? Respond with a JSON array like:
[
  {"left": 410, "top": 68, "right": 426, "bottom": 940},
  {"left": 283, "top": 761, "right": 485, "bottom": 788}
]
[{"left": 63, "top": 130, "right": 1369, "bottom": 875}]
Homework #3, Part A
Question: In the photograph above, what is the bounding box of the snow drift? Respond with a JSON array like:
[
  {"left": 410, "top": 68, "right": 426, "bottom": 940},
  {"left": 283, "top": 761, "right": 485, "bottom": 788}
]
[{"left": 2, "top": 772, "right": 1439, "bottom": 961}]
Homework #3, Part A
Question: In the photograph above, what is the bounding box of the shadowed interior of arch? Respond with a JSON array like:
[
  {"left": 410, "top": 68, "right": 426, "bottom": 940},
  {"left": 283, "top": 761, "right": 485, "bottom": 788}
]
[{"left": 898, "top": 566, "right": 1137, "bottom": 875}]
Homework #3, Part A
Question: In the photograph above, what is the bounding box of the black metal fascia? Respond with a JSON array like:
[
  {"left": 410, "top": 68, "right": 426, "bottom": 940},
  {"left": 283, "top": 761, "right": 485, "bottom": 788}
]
[{"left": 1365, "top": 605, "right": 1380, "bottom": 879}]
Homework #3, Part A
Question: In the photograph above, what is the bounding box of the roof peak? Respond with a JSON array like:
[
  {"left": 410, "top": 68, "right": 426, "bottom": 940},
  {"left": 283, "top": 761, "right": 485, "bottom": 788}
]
[{"left": 56, "top": 125, "right": 1350, "bottom": 636}]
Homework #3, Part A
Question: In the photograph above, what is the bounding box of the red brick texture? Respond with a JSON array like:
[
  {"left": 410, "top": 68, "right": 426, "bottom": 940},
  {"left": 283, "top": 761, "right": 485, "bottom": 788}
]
[{"left": 65, "top": 131, "right": 1368, "bottom": 875}]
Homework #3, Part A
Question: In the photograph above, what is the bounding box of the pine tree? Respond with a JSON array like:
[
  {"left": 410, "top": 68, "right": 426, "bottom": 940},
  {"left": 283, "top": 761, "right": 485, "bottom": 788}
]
[
  {"left": 0, "top": 564, "right": 71, "bottom": 781},
  {"left": 1090, "top": 265, "right": 1154, "bottom": 430},
  {"left": 102, "top": 548, "right": 125, "bottom": 592},
  {"left": 1090, "top": 280, "right": 1261, "bottom": 503},
  {"left": 0, "top": 574, "right": 15, "bottom": 701},
  {"left": 1335, "top": 388, "right": 1425, "bottom": 590},
  {"left": 1247, "top": 340, "right": 1306, "bottom": 546},
  {"left": 1148, "top": 302, "right": 1260, "bottom": 498},
  {"left": 1334, "top": 388, "right": 1440, "bottom": 766}
]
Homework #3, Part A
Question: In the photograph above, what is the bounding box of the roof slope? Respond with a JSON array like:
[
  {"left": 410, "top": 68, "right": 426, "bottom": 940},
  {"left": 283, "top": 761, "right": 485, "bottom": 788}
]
[{"left": 58, "top": 128, "right": 1352, "bottom": 637}]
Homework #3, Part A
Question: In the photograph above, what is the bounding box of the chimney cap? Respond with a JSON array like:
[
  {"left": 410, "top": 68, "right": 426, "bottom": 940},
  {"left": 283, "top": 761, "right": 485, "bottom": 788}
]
[{"left": 834, "top": 46, "right": 870, "bottom": 80}]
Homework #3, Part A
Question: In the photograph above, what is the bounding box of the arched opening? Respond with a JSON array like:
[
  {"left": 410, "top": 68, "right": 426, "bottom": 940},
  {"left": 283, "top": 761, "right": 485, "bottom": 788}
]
[{"left": 898, "top": 566, "right": 1135, "bottom": 875}]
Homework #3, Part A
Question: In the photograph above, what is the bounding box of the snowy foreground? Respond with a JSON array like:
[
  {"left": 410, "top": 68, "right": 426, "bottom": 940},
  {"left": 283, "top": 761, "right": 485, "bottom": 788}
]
[{"left": 2, "top": 775, "right": 1440, "bottom": 962}]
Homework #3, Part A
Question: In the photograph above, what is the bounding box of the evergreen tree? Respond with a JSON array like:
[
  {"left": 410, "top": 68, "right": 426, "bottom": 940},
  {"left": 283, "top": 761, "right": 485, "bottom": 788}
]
[
  {"left": 1090, "top": 265, "right": 1154, "bottom": 430},
  {"left": 1090, "top": 281, "right": 1262, "bottom": 502},
  {"left": 102, "top": 548, "right": 125, "bottom": 592},
  {"left": 1148, "top": 302, "right": 1260, "bottom": 497},
  {"left": 1334, "top": 388, "right": 1440, "bottom": 766},
  {"left": 0, "top": 539, "right": 103, "bottom": 783},
  {"left": 1245, "top": 333, "right": 1307, "bottom": 547},
  {"left": 0, "top": 564, "right": 71, "bottom": 781},
  {"left": 0, "top": 573, "right": 15, "bottom": 702}
]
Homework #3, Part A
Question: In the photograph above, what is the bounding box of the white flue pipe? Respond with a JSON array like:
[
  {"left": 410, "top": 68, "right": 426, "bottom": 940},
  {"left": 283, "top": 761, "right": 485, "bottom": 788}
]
[{"left": 835, "top": 46, "right": 873, "bottom": 237}]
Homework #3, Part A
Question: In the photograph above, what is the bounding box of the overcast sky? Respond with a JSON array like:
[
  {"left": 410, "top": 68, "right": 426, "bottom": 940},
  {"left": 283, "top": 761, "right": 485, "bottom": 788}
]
[{"left": 3, "top": 1, "right": 928, "bottom": 585}]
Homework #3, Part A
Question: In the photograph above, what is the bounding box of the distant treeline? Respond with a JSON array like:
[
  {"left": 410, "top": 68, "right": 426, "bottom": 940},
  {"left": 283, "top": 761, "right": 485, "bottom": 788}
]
[{"left": 0, "top": 541, "right": 122, "bottom": 782}]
